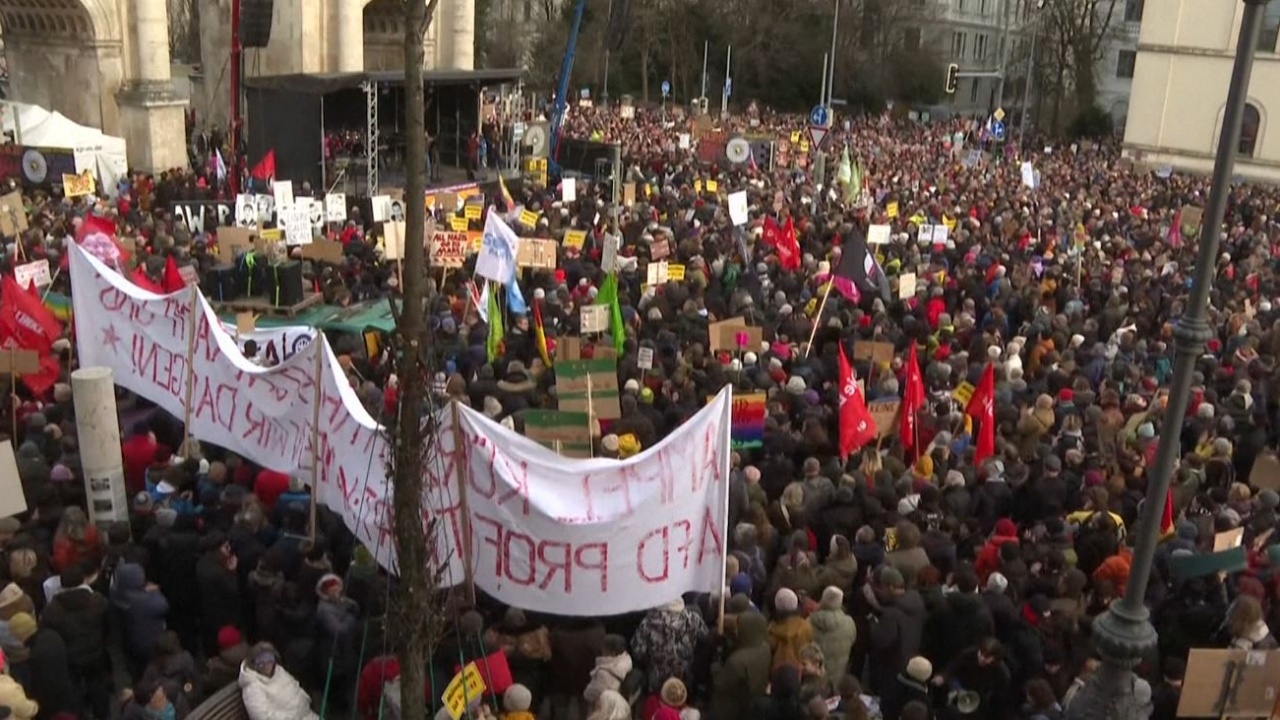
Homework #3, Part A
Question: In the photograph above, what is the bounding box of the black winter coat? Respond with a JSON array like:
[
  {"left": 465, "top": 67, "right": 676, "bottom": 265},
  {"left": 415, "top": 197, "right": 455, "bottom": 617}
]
[
  {"left": 40, "top": 586, "right": 109, "bottom": 668},
  {"left": 27, "top": 628, "right": 80, "bottom": 719}
]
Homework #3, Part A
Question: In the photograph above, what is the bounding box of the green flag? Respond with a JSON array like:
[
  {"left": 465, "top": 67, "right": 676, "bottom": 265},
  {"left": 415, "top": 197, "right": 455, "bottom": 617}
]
[
  {"left": 486, "top": 282, "right": 504, "bottom": 362},
  {"left": 595, "top": 272, "right": 626, "bottom": 355}
]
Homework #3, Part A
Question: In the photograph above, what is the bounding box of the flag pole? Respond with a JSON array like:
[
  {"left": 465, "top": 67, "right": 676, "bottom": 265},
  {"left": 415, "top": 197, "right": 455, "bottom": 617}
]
[
  {"left": 450, "top": 402, "right": 477, "bottom": 606},
  {"left": 9, "top": 348, "right": 17, "bottom": 443},
  {"left": 181, "top": 286, "right": 200, "bottom": 452},
  {"left": 803, "top": 281, "right": 834, "bottom": 358}
]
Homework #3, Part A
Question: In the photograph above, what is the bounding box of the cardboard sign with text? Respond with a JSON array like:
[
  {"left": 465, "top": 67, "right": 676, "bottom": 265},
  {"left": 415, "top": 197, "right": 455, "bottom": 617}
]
[
  {"left": 708, "top": 317, "right": 763, "bottom": 352},
  {"left": 868, "top": 400, "right": 901, "bottom": 439},
  {"left": 520, "top": 409, "right": 594, "bottom": 457},
  {"left": 516, "top": 238, "right": 558, "bottom": 269},
  {"left": 556, "top": 358, "right": 621, "bottom": 419},
  {"left": 429, "top": 231, "right": 468, "bottom": 268}
]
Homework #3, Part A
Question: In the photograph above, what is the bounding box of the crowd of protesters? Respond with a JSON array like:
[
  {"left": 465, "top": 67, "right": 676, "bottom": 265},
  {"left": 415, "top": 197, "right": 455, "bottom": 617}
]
[{"left": 0, "top": 97, "right": 1279, "bottom": 720}]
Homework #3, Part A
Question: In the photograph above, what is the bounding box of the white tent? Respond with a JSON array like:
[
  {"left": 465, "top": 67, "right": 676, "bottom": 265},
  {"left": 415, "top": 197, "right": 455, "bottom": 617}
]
[{"left": 2, "top": 101, "right": 128, "bottom": 195}]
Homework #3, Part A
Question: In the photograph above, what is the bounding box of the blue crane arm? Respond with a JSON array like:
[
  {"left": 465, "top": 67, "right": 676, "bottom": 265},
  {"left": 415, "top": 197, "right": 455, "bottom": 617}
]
[{"left": 548, "top": 0, "right": 587, "bottom": 164}]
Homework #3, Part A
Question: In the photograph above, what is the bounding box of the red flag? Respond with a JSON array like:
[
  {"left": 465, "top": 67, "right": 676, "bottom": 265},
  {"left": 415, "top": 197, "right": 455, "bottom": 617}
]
[
  {"left": 838, "top": 343, "right": 877, "bottom": 457},
  {"left": 778, "top": 217, "right": 802, "bottom": 271},
  {"left": 1, "top": 275, "right": 61, "bottom": 352},
  {"left": 1161, "top": 487, "right": 1175, "bottom": 536},
  {"left": 1167, "top": 209, "right": 1183, "bottom": 249},
  {"left": 131, "top": 266, "right": 165, "bottom": 294},
  {"left": 966, "top": 363, "right": 996, "bottom": 467},
  {"left": 761, "top": 217, "right": 783, "bottom": 248},
  {"left": 899, "top": 343, "right": 925, "bottom": 455},
  {"left": 162, "top": 256, "right": 186, "bottom": 293},
  {"left": 250, "top": 149, "right": 276, "bottom": 182},
  {"left": 75, "top": 215, "right": 131, "bottom": 271}
]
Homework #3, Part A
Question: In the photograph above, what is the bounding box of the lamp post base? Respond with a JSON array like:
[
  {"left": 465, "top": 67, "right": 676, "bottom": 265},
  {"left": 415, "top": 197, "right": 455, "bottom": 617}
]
[{"left": 1065, "top": 605, "right": 1157, "bottom": 720}]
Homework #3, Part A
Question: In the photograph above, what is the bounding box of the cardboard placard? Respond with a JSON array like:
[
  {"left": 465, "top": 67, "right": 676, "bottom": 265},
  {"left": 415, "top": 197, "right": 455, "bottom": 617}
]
[
  {"left": 299, "top": 239, "right": 346, "bottom": 265},
  {"left": 851, "top": 341, "right": 895, "bottom": 365},
  {"left": 898, "top": 272, "right": 917, "bottom": 299},
  {"left": 623, "top": 183, "right": 636, "bottom": 206},
  {"left": 516, "top": 238, "right": 558, "bottom": 269},
  {"left": 1177, "top": 649, "right": 1280, "bottom": 718},
  {"left": 429, "top": 231, "right": 468, "bottom": 268},
  {"left": 1213, "top": 527, "right": 1244, "bottom": 552},
  {"left": 708, "top": 317, "right": 763, "bottom": 352},
  {"left": 217, "top": 227, "right": 256, "bottom": 257},
  {"left": 519, "top": 208, "right": 540, "bottom": 228},
  {"left": 557, "top": 336, "right": 581, "bottom": 361},
  {"left": 235, "top": 312, "right": 257, "bottom": 335},
  {"left": 449, "top": 216, "right": 469, "bottom": 232},
  {"left": 0, "top": 192, "right": 28, "bottom": 236},
  {"left": 564, "top": 229, "right": 587, "bottom": 249},
  {"left": 1181, "top": 206, "right": 1204, "bottom": 232},
  {"left": 556, "top": 358, "right": 621, "bottom": 419},
  {"left": 0, "top": 441, "right": 26, "bottom": 517},
  {"left": 868, "top": 400, "right": 901, "bottom": 439},
  {"left": 382, "top": 222, "right": 406, "bottom": 261},
  {"left": 520, "top": 410, "right": 593, "bottom": 457},
  {"left": 62, "top": 171, "right": 95, "bottom": 198},
  {"left": 0, "top": 349, "right": 40, "bottom": 375}
]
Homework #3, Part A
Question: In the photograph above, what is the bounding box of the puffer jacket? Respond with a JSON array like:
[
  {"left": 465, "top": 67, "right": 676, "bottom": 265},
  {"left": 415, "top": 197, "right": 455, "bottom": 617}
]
[
  {"left": 767, "top": 613, "right": 813, "bottom": 670},
  {"left": 239, "top": 662, "right": 318, "bottom": 720},
  {"left": 808, "top": 606, "right": 857, "bottom": 681},
  {"left": 712, "top": 612, "right": 771, "bottom": 720},
  {"left": 584, "top": 651, "right": 634, "bottom": 705}
]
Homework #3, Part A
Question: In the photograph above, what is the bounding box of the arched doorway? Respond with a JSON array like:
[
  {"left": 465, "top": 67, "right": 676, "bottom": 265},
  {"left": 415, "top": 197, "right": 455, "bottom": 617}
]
[{"left": 0, "top": 0, "right": 124, "bottom": 134}]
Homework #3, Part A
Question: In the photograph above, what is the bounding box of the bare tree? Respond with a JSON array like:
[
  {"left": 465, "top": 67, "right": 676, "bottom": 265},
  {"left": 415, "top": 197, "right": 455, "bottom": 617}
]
[
  {"left": 1042, "top": 0, "right": 1121, "bottom": 110},
  {"left": 167, "top": 0, "right": 202, "bottom": 64}
]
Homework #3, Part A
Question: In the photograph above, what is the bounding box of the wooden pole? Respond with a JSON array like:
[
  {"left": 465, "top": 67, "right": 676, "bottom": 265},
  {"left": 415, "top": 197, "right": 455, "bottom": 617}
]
[
  {"left": 449, "top": 402, "right": 477, "bottom": 605},
  {"left": 181, "top": 286, "right": 200, "bottom": 452},
  {"left": 587, "top": 373, "right": 596, "bottom": 458},
  {"left": 9, "top": 348, "right": 17, "bottom": 443},
  {"left": 803, "top": 281, "right": 834, "bottom": 359},
  {"left": 308, "top": 341, "right": 324, "bottom": 541}
]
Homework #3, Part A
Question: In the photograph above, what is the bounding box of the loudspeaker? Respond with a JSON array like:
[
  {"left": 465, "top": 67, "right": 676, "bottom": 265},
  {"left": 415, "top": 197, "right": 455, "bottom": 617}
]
[
  {"left": 202, "top": 264, "right": 241, "bottom": 303},
  {"left": 235, "top": 252, "right": 266, "bottom": 298},
  {"left": 241, "top": 0, "right": 274, "bottom": 48},
  {"left": 268, "top": 262, "right": 304, "bottom": 307}
]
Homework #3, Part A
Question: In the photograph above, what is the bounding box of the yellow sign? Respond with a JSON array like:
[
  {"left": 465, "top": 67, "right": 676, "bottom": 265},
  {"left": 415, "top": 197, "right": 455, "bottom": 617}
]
[
  {"left": 519, "top": 208, "right": 541, "bottom": 228},
  {"left": 887, "top": 201, "right": 900, "bottom": 219},
  {"left": 564, "top": 229, "right": 587, "bottom": 249},
  {"left": 953, "top": 381, "right": 975, "bottom": 406},
  {"left": 694, "top": 180, "right": 703, "bottom": 194},
  {"left": 441, "top": 662, "right": 487, "bottom": 720},
  {"left": 706, "top": 180, "right": 718, "bottom": 194},
  {"left": 259, "top": 229, "right": 283, "bottom": 242},
  {"left": 993, "top": 107, "right": 1006, "bottom": 122},
  {"left": 668, "top": 263, "right": 686, "bottom": 281},
  {"left": 525, "top": 157, "right": 548, "bottom": 187},
  {"left": 62, "top": 171, "right": 95, "bottom": 198},
  {"left": 464, "top": 204, "right": 482, "bottom": 220},
  {"left": 790, "top": 131, "right": 801, "bottom": 144},
  {"left": 943, "top": 215, "right": 957, "bottom": 232},
  {"left": 450, "top": 216, "right": 469, "bottom": 232}
]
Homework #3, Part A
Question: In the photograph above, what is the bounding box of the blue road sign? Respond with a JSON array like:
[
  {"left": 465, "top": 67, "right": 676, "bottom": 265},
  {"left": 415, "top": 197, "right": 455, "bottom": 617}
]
[
  {"left": 725, "top": 78, "right": 733, "bottom": 97},
  {"left": 810, "top": 105, "right": 830, "bottom": 128},
  {"left": 992, "top": 120, "right": 1006, "bottom": 141},
  {"left": 661, "top": 80, "right": 671, "bottom": 97}
]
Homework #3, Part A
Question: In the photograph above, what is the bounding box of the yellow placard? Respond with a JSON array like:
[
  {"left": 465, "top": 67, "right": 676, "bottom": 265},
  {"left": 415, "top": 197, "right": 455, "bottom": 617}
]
[
  {"left": 259, "top": 229, "right": 283, "bottom": 242},
  {"left": 449, "top": 216, "right": 469, "bottom": 232},
  {"left": 468, "top": 230, "right": 483, "bottom": 253},
  {"left": 519, "top": 208, "right": 540, "bottom": 228},
  {"left": 62, "top": 171, "right": 95, "bottom": 198},
  {"left": 694, "top": 180, "right": 703, "bottom": 194},
  {"left": 887, "top": 201, "right": 900, "bottom": 219},
  {"left": 799, "top": 139, "right": 811, "bottom": 154},
  {"left": 464, "top": 204, "right": 482, "bottom": 220},
  {"left": 706, "top": 180, "right": 718, "bottom": 194},
  {"left": 943, "top": 215, "right": 957, "bottom": 232},
  {"left": 668, "top": 263, "right": 686, "bottom": 281},
  {"left": 790, "top": 131, "right": 801, "bottom": 144},
  {"left": 441, "top": 662, "right": 487, "bottom": 720},
  {"left": 564, "top": 229, "right": 587, "bottom": 249},
  {"left": 952, "top": 381, "right": 975, "bottom": 406}
]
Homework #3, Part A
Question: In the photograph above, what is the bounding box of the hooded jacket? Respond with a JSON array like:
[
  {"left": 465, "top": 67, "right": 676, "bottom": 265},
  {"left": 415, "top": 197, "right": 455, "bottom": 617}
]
[
  {"left": 0, "top": 672, "right": 38, "bottom": 720},
  {"left": 584, "top": 651, "right": 633, "bottom": 705},
  {"left": 110, "top": 563, "right": 169, "bottom": 660},
  {"left": 41, "top": 584, "right": 109, "bottom": 668},
  {"left": 713, "top": 612, "right": 771, "bottom": 720},
  {"left": 808, "top": 604, "right": 857, "bottom": 681},
  {"left": 239, "top": 661, "right": 319, "bottom": 720}
]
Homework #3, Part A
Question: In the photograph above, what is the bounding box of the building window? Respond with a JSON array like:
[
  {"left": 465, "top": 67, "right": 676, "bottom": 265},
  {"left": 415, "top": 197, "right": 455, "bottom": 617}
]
[
  {"left": 981, "top": 0, "right": 988, "bottom": 14},
  {"left": 953, "top": 31, "right": 967, "bottom": 59},
  {"left": 1124, "top": 0, "right": 1144, "bottom": 22},
  {"left": 970, "top": 78, "right": 980, "bottom": 103},
  {"left": 1261, "top": 3, "right": 1280, "bottom": 53},
  {"left": 1116, "top": 50, "right": 1136, "bottom": 79},
  {"left": 903, "top": 27, "right": 922, "bottom": 50},
  {"left": 976, "top": 34, "right": 987, "bottom": 60},
  {"left": 1240, "top": 103, "right": 1262, "bottom": 157}
]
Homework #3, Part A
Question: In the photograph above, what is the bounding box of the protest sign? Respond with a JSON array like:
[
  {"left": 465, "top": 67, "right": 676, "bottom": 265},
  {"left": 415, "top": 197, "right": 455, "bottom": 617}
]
[
  {"left": 15, "top": 259, "right": 52, "bottom": 289},
  {"left": 581, "top": 305, "right": 609, "bottom": 333},
  {"left": 868, "top": 400, "right": 900, "bottom": 439},
  {"left": 236, "top": 194, "right": 259, "bottom": 229},
  {"left": 852, "top": 340, "right": 894, "bottom": 364},
  {"left": 727, "top": 191, "right": 749, "bottom": 226},
  {"left": 556, "top": 358, "right": 621, "bottom": 419},
  {"left": 516, "top": 239, "right": 558, "bottom": 269},
  {"left": 521, "top": 410, "right": 594, "bottom": 458},
  {"left": 441, "top": 662, "right": 487, "bottom": 720},
  {"left": 63, "top": 171, "right": 95, "bottom": 198},
  {"left": 0, "top": 192, "right": 27, "bottom": 236},
  {"left": 382, "top": 222, "right": 406, "bottom": 261},
  {"left": 898, "top": 272, "right": 917, "bottom": 299},
  {"left": 325, "top": 193, "right": 347, "bottom": 223},
  {"left": 0, "top": 441, "right": 25, "bottom": 518},
  {"left": 273, "top": 181, "right": 294, "bottom": 211},
  {"left": 562, "top": 177, "right": 576, "bottom": 203},
  {"left": 519, "top": 208, "right": 540, "bottom": 228},
  {"left": 708, "top": 317, "right": 762, "bottom": 352},
  {"left": 646, "top": 261, "right": 669, "bottom": 285},
  {"left": 667, "top": 263, "right": 686, "bottom": 281},
  {"left": 465, "top": 204, "right": 483, "bottom": 220},
  {"left": 637, "top": 347, "right": 654, "bottom": 370},
  {"left": 867, "top": 224, "right": 891, "bottom": 245},
  {"left": 564, "top": 229, "right": 587, "bottom": 250},
  {"left": 281, "top": 203, "right": 313, "bottom": 245},
  {"left": 429, "top": 231, "right": 468, "bottom": 268},
  {"left": 299, "top": 239, "right": 346, "bottom": 265},
  {"left": 449, "top": 216, "right": 469, "bottom": 232}
]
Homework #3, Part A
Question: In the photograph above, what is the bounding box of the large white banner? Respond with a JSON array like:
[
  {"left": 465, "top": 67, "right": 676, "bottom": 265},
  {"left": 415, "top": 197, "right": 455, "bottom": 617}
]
[
  {"left": 71, "top": 244, "right": 734, "bottom": 615},
  {"left": 424, "top": 388, "right": 733, "bottom": 615},
  {"left": 70, "top": 245, "right": 400, "bottom": 568}
]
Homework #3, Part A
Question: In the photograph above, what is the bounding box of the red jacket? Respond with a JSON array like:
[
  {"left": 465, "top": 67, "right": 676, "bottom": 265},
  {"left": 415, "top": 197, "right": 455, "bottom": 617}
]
[
  {"left": 975, "top": 534, "right": 1020, "bottom": 584},
  {"left": 121, "top": 434, "right": 158, "bottom": 495}
]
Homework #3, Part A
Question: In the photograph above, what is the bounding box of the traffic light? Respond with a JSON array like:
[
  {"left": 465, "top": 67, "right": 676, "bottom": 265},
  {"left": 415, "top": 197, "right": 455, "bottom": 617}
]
[{"left": 945, "top": 64, "right": 960, "bottom": 95}]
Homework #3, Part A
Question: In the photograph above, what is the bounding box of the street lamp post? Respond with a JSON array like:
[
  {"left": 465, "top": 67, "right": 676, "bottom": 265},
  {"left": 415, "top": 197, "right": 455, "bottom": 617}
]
[{"left": 1064, "top": 1, "right": 1272, "bottom": 717}]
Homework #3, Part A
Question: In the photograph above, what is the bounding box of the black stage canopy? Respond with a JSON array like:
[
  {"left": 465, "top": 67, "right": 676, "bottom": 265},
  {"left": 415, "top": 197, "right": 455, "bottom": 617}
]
[{"left": 244, "top": 68, "right": 522, "bottom": 191}]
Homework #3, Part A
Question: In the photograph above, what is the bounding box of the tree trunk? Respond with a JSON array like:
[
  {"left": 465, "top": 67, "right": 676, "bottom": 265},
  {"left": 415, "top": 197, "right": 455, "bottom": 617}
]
[
  {"left": 641, "top": 46, "right": 651, "bottom": 103},
  {"left": 1073, "top": 55, "right": 1098, "bottom": 112},
  {"left": 395, "top": 2, "right": 442, "bottom": 720}
]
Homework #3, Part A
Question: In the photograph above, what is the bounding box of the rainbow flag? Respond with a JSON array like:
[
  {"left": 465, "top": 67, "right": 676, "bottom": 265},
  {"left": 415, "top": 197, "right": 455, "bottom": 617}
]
[
  {"left": 44, "top": 292, "right": 72, "bottom": 322},
  {"left": 708, "top": 391, "right": 767, "bottom": 449}
]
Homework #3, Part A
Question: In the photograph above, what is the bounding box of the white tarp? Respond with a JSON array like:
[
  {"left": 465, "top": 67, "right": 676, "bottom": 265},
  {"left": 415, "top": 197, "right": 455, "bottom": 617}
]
[
  {"left": 3, "top": 101, "right": 128, "bottom": 194},
  {"left": 70, "top": 242, "right": 733, "bottom": 615}
]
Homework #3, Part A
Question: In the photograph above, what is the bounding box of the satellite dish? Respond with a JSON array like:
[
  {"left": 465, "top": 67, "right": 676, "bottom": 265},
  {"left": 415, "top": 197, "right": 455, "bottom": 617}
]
[
  {"left": 22, "top": 149, "right": 47, "bottom": 184},
  {"left": 524, "top": 123, "right": 549, "bottom": 157},
  {"left": 726, "top": 137, "right": 751, "bottom": 165}
]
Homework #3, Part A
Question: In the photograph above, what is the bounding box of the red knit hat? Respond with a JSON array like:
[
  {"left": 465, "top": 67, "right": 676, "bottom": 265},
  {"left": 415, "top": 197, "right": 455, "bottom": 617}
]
[{"left": 217, "top": 625, "right": 242, "bottom": 651}]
